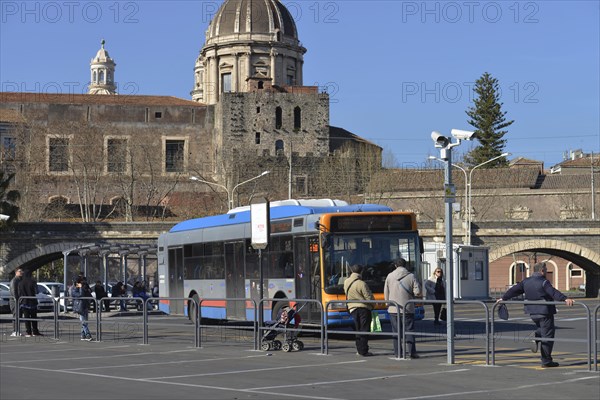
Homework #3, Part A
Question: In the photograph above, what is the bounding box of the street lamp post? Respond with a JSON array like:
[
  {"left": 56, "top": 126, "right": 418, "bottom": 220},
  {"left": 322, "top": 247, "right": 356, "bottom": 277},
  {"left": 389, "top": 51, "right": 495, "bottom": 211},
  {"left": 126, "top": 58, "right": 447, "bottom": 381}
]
[
  {"left": 190, "top": 171, "right": 270, "bottom": 210},
  {"left": 429, "top": 156, "right": 468, "bottom": 244},
  {"left": 467, "top": 152, "right": 510, "bottom": 245},
  {"left": 189, "top": 176, "right": 230, "bottom": 209},
  {"left": 231, "top": 171, "right": 271, "bottom": 209}
]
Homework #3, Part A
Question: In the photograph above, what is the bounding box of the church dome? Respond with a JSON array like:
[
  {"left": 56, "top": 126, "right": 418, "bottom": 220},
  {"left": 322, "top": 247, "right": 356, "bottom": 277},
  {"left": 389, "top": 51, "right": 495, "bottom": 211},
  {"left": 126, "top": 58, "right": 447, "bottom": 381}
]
[
  {"left": 206, "top": 0, "right": 299, "bottom": 43},
  {"left": 92, "top": 40, "right": 114, "bottom": 64}
]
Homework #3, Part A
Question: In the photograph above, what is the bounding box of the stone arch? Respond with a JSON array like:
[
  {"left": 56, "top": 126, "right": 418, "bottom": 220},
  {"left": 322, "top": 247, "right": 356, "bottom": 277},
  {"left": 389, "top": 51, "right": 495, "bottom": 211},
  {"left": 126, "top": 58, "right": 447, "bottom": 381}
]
[
  {"left": 3, "top": 242, "right": 95, "bottom": 275},
  {"left": 490, "top": 239, "right": 600, "bottom": 297},
  {"left": 489, "top": 239, "right": 600, "bottom": 266}
]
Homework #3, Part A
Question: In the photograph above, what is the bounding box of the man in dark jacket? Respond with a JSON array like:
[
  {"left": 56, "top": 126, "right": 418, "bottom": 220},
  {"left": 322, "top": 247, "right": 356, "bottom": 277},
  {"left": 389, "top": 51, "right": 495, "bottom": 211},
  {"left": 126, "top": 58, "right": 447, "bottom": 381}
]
[
  {"left": 72, "top": 277, "right": 93, "bottom": 341},
  {"left": 9, "top": 267, "right": 23, "bottom": 336},
  {"left": 499, "top": 262, "right": 573, "bottom": 368},
  {"left": 17, "top": 273, "right": 42, "bottom": 337},
  {"left": 93, "top": 281, "right": 109, "bottom": 312}
]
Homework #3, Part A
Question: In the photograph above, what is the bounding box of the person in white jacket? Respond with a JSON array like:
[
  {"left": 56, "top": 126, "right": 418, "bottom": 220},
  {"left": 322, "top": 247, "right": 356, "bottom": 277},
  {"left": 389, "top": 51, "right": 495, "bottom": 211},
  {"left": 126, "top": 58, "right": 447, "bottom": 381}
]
[{"left": 425, "top": 268, "right": 446, "bottom": 325}]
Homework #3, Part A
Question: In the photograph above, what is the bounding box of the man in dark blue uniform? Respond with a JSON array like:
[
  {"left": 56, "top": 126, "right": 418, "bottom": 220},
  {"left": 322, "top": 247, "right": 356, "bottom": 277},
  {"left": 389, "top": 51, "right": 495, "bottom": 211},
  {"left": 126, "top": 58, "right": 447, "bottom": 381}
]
[{"left": 498, "top": 262, "right": 574, "bottom": 368}]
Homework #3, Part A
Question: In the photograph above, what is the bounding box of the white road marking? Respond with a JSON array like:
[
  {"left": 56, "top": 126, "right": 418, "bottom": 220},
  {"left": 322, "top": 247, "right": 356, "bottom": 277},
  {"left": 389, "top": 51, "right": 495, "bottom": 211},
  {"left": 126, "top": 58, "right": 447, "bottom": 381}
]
[
  {"left": 390, "top": 376, "right": 599, "bottom": 400},
  {"left": 1, "top": 364, "right": 346, "bottom": 400},
  {"left": 248, "top": 368, "right": 470, "bottom": 390},
  {"left": 65, "top": 354, "right": 268, "bottom": 371},
  {"left": 144, "top": 360, "right": 366, "bottom": 380}
]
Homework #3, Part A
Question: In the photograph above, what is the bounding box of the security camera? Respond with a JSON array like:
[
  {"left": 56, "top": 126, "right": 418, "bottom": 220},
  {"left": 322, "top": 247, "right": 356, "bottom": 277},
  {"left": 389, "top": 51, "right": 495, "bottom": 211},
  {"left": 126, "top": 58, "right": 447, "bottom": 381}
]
[
  {"left": 450, "top": 129, "right": 475, "bottom": 141},
  {"left": 431, "top": 131, "right": 449, "bottom": 148}
]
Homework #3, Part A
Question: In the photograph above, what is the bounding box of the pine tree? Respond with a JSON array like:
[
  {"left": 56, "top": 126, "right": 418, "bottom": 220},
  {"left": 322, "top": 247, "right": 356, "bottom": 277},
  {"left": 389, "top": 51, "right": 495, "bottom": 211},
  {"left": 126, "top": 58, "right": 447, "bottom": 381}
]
[{"left": 464, "top": 72, "right": 513, "bottom": 167}]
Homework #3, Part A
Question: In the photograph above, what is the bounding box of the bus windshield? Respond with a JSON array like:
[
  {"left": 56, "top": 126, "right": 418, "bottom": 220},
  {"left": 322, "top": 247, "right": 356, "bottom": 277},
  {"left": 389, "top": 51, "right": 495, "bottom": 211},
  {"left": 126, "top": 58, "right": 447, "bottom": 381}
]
[{"left": 323, "top": 232, "right": 419, "bottom": 295}]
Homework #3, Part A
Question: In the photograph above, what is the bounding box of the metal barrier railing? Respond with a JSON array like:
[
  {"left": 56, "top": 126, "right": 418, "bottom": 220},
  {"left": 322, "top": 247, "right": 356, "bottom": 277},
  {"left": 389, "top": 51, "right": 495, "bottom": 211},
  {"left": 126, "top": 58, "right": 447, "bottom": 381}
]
[
  {"left": 197, "top": 298, "right": 257, "bottom": 349},
  {"left": 139, "top": 297, "right": 193, "bottom": 346},
  {"left": 258, "top": 298, "right": 324, "bottom": 354},
  {"left": 16, "top": 296, "right": 59, "bottom": 339},
  {"left": 492, "top": 300, "right": 592, "bottom": 371},
  {"left": 594, "top": 303, "right": 600, "bottom": 371},
  {"left": 5, "top": 294, "right": 595, "bottom": 370},
  {"left": 324, "top": 299, "right": 400, "bottom": 357},
  {"left": 96, "top": 296, "right": 145, "bottom": 342},
  {"left": 403, "top": 299, "right": 490, "bottom": 364}
]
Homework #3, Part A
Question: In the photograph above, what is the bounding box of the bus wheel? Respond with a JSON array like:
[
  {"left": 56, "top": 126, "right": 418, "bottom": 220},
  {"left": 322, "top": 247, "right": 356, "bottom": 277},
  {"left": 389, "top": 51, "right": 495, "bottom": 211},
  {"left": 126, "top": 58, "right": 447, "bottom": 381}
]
[
  {"left": 271, "top": 300, "right": 289, "bottom": 321},
  {"left": 188, "top": 294, "right": 200, "bottom": 322}
]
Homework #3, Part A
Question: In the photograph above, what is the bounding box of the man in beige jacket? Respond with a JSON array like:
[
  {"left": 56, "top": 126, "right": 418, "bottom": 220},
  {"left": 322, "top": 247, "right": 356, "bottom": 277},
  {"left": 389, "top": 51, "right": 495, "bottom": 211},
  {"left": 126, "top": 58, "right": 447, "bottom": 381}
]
[
  {"left": 344, "top": 264, "right": 374, "bottom": 356},
  {"left": 385, "top": 258, "right": 421, "bottom": 358}
]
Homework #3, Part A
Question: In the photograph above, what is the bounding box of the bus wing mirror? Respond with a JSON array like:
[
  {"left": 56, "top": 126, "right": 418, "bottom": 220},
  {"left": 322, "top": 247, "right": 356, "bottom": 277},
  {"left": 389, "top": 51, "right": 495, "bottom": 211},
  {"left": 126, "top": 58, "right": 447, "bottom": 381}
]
[{"left": 419, "top": 237, "right": 424, "bottom": 254}]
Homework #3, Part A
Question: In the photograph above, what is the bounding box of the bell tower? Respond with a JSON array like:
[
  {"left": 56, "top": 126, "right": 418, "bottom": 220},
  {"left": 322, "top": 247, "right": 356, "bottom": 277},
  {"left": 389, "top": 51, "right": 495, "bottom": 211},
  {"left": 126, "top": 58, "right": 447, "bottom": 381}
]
[{"left": 88, "top": 39, "right": 117, "bottom": 95}]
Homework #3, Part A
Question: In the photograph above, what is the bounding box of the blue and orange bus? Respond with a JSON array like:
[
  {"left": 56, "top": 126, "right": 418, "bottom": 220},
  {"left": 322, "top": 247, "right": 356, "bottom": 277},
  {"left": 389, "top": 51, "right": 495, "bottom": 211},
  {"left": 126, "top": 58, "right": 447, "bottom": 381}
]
[{"left": 157, "top": 199, "right": 423, "bottom": 326}]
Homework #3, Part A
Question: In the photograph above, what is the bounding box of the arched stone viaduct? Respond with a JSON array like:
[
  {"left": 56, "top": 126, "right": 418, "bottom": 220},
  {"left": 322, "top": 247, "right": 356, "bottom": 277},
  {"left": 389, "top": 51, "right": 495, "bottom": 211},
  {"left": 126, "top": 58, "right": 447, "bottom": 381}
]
[{"left": 1, "top": 220, "right": 598, "bottom": 296}]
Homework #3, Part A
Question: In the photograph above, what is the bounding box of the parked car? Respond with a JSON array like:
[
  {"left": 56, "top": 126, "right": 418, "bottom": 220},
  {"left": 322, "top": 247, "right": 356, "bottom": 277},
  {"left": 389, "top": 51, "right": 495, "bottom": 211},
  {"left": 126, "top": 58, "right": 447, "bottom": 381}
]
[
  {"left": 0, "top": 283, "right": 10, "bottom": 313},
  {"left": 0, "top": 281, "right": 54, "bottom": 312},
  {"left": 87, "top": 282, "right": 135, "bottom": 310},
  {"left": 37, "top": 282, "right": 68, "bottom": 312}
]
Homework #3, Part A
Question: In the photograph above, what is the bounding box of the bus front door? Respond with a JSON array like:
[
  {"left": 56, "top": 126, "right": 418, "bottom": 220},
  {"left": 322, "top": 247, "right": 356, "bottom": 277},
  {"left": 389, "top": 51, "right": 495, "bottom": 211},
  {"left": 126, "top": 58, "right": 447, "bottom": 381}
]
[{"left": 225, "top": 242, "right": 246, "bottom": 320}]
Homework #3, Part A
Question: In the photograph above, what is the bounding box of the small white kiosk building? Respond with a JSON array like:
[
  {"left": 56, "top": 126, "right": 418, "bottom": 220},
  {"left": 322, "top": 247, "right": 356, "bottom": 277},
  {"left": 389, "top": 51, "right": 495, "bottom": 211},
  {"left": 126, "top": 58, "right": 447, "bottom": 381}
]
[{"left": 422, "top": 243, "right": 490, "bottom": 299}]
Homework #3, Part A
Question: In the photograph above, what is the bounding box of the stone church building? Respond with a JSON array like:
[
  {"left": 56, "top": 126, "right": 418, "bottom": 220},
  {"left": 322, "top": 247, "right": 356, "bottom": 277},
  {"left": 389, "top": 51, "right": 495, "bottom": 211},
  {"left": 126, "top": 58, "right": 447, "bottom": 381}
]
[{"left": 0, "top": 0, "right": 380, "bottom": 221}]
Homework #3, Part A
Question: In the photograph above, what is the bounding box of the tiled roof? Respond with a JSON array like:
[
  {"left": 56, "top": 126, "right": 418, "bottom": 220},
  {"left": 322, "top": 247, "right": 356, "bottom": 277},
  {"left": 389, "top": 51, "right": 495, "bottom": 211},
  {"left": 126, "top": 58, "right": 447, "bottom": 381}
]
[
  {"left": 555, "top": 156, "right": 600, "bottom": 168},
  {"left": 510, "top": 156, "right": 543, "bottom": 167},
  {"left": 329, "top": 126, "right": 379, "bottom": 149},
  {"left": 538, "top": 173, "right": 598, "bottom": 189},
  {"left": 371, "top": 167, "right": 541, "bottom": 192},
  {"left": 0, "top": 92, "right": 205, "bottom": 107}
]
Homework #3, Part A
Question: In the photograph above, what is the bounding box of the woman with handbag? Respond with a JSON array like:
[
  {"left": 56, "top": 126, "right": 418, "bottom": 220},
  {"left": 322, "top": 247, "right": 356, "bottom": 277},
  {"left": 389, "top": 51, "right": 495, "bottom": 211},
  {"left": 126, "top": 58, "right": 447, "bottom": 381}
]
[{"left": 425, "top": 268, "right": 446, "bottom": 325}]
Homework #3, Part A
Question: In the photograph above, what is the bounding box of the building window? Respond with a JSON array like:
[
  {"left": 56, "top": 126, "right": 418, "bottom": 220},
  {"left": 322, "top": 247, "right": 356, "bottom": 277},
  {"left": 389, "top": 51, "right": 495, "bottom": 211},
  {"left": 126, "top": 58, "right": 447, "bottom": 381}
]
[
  {"left": 275, "top": 107, "right": 282, "bottom": 129},
  {"left": 255, "top": 132, "right": 261, "bottom": 144},
  {"left": 294, "top": 175, "right": 307, "bottom": 195},
  {"left": 49, "top": 137, "right": 69, "bottom": 172},
  {"left": 570, "top": 269, "right": 582, "bottom": 277},
  {"left": 165, "top": 139, "right": 185, "bottom": 173},
  {"left": 257, "top": 107, "right": 261, "bottom": 114},
  {"left": 99, "top": 70, "right": 105, "bottom": 83},
  {"left": 46, "top": 196, "right": 70, "bottom": 220},
  {"left": 474, "top": 261, "right": 483, "bottom": 280},
  {"left": 107, "top": 138, "right": 128, "bottom": 173},
  {"left": 511, "top": 262, "right": 527, "bottom": 284},
  {"left": 287, "top": 74, "right": 294, "bottom": 85},
  {"left": 460, "top": 260, "right": 468, "bottom": 280},
  {"left": 258, "top": 81, "right": 264, "bottom": 90},
  {"left": 221, "top": 73, "right": 232, "bottom": 93},
  {"left": 155, "top": 112, "right": 162, "bottom": 119},
  {"left": 293, "top": 106, "right": 301, "bottom": 130},
  {"left": 1, "top": 136, "right": 16, "bottom": 161},
  {"left": 275, "top": 139, "right": 284, "bottom": 156}
]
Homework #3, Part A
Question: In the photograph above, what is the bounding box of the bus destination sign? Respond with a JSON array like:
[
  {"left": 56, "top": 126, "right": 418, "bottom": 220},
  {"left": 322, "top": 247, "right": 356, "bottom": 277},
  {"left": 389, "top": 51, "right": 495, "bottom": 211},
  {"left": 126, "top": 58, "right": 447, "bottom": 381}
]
[{"left": 330, "top": 214, "right": 414, "bottom": 232}]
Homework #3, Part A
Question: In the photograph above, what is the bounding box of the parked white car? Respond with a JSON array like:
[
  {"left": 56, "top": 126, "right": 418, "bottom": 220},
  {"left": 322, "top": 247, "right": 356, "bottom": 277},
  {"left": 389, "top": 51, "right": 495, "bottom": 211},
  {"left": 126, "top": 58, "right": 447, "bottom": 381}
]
[
  {"left": 37, "top": 282, "right": 68, "bottom": 312},
  {"left": 0, "top": 281, "right": 54, "bottom": 312},
  {"left": 0, "top": 283, "right": 10, "bottom": 313}
]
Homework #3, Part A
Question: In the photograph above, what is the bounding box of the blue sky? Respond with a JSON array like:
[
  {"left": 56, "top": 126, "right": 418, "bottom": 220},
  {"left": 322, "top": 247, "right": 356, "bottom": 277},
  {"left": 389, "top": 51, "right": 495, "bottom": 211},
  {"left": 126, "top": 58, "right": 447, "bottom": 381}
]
[{"left": 1, "top": 0, "right": 598, "bottom": 168}]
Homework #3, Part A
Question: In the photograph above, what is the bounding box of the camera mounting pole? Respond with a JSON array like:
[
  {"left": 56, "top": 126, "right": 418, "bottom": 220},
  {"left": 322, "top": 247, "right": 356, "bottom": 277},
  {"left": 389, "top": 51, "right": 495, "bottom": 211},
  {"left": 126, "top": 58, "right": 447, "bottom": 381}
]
[{"left": 430, "top": 129, "right": 473, "bottom": 365}]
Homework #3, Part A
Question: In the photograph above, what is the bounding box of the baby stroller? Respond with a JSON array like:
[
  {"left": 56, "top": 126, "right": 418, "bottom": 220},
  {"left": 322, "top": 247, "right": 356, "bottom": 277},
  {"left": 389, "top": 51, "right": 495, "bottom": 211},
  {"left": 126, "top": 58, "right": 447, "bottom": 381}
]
[{"left": 260, "top": 303, "right": 304, "bottom": 352}]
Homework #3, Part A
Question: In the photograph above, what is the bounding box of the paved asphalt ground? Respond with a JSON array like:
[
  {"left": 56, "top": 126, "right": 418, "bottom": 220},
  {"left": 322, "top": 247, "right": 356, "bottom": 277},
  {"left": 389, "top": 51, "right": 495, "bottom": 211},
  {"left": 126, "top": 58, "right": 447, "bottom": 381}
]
[{"left": 1, "top": 300, "right": 598, "bottom": 400}]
